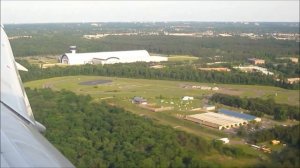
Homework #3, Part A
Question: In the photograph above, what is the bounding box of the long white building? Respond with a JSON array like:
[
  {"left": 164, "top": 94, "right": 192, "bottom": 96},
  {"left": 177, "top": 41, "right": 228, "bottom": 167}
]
[
  {"left": 186, "top": 112, "right": 248, "bottom": 130},
  {"left": 60, "top": 46, "right": 168, "bottom": 65},
  {"left": 233, "top": 65, "right": 274, "bottom": 75}
]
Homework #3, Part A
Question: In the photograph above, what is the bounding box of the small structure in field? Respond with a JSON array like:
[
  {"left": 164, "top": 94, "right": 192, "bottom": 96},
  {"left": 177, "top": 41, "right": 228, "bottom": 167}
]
[
  {"left": 287, "top": 77, "right": 300, "bottom": 84},
  {"left": 218, "top": 138, "right": 230, "bottom": 144},
  {"left": 271, "top": 140, "right": 280, "bottom": 145},
  {"left": 182, "top": 96, "right": 194, "bottom": 101},
  {"left": 289, "top": 57, "right": 298, "bottom": 63},
  {"left": 132, "top": 96, "right": 147, "bottom": 104},
  {"left": 203, "top": 105, "right": 216, "bottom": 111},
  {"left": 200, "top": 86, "right": 211, "bottom": 90},
  {"left": 212, "top": 87, "right": 219, "bottom": 91}
]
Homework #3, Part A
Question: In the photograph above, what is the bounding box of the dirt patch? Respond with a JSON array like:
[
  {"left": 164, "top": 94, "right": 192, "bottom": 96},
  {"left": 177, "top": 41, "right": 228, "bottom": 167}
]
[
  {"left": 79, "top": 80, "right": 112, "bottom": 85},
  {"left": 43, "top": 83, "right": 53, "bottom": 89},
  {"left": 217, "top": 88, "right": 243, "bottom": 96},
  {"left": 139, "top": 104, "right": 174, "bottom": 112}
]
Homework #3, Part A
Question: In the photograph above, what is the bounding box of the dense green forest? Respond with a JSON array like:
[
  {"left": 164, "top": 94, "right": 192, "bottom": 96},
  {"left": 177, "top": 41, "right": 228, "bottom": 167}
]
[
  {"left": 26, "top": 88, "right": 256, "bottom": 168},
  {"left": 210, "top": 93, "right": 300, "bottom": 120},
  {"left": 5, "top": 22, "right": 299, "bottom": 62},
  {"left": 18, "top": 60, "right": 299, "bottom": 90},
  {"left": 10, "top": 35, "right": 299, "bottom": 62}
]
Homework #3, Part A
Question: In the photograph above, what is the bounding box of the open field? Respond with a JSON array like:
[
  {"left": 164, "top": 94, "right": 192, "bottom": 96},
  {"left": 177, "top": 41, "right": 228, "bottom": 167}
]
[
  {"left": 25, "top": 76, "right": 299, "bottom": 106},
  {"left": 203, "top": 144, "right": 268, "bottom": 168},
  {"left": 25, "top": 76, "right": 299, "bottom": 166},
  {"left": 215, "top": 84, "right": 299, "bottom": 106},
  {"left": 25, "top": 76, "right": 227, "bottom": 140},
  {"left": 25, "top": 76, "right": 299, "bottom": 138},
  {"left": 18, "top": 55, "right": 59, "bottom": 64},
  {"left": 17, "top": 55, "right": 68, "bottom": 68},
  {"left": 168, "top": 55, "right": 199, "bottom": 61}
]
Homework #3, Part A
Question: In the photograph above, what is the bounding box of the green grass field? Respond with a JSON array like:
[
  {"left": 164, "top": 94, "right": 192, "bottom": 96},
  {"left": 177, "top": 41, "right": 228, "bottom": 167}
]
[
  {"left": 25, "top": 76, "right": 299, "bottom": 106},
  {"left": 25, "top": 76, "right": 299, "bottom": 139},
  {"left": 25, "top": 75, "right": 298, "bottom": 166},
  {"left": 168, "top": 55, "right": 199, "bottom": 61},
  {"left": 25, "top": 76, "right": 225, "bottom": 139}
]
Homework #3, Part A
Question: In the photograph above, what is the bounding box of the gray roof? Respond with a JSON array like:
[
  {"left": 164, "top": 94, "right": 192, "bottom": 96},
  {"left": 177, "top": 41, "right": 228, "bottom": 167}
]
[
  {"left": 133, "top": 97, "right": 147, "bottom": 102},
  {"left": 218, "top": 109, "right": 256, "bottom": 121}
]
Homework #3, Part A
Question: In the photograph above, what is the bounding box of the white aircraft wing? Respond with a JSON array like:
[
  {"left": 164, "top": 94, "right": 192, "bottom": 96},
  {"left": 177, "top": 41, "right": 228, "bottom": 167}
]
[{"left": 1, "top": 25, "right": 74, "bottom": 168}]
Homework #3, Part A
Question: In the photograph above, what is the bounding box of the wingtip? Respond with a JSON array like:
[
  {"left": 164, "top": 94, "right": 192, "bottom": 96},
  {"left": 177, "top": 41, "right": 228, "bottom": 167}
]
[{"left": 16, "top": 62, "right": 28, "bottom": 72}]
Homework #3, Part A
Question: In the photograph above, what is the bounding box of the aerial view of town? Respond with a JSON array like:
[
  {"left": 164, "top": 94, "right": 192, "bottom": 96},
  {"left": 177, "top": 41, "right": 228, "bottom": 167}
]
[{"left": 1, "top": 1, "right": 299, "bottom": 168}]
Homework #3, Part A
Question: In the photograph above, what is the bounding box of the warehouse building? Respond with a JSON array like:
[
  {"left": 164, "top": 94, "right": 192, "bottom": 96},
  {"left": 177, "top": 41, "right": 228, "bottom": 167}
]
[
  {"left": 233, "top": 65, "right": 274, "bottom": 75},
  {"left": 218, "top": 109, "right": 261, "bottom": 122},
  {"left": 287, "top": 77, "right": 300, "bottom": 84},
  {"left": 248, "top": 58, "right": 265, "bottom": 65},
  {"left": 60, "top": 46, "right": 168, "bottom": 65},
  {"left": 186, "top": 112, "right": 248, "bottom": 130}
]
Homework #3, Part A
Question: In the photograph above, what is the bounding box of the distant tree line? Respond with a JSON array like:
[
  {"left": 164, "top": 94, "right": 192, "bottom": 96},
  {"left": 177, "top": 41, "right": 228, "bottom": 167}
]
[
  {"left": 18, "top": 60, "right": 299, "bottom": 90},
  {"left": 210, "top": 93, "right": 299, "bottom": 120},
  {"left": 26, "top": 88, "right": 255, "bottom": 168},
  {"left": 6, "top": 23, "right": 299, "bottom": 63}
]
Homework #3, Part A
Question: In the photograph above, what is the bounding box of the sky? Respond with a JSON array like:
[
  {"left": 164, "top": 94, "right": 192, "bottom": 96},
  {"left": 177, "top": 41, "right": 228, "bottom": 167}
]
[{"left": 1, "top": 1, "right": 299, "bottom": 24}]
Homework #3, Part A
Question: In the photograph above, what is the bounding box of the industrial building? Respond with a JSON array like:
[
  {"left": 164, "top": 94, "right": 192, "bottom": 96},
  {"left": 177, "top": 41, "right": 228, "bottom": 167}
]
[
  {"left": 248, "top": 58, "right": 265, "bottom": 65},
  {"left": 218, "top": 109, "right": 261, "bottom": 122},
  {"left": 287, "top": 77, "right": 300, "bottom": 84},
  {"left": 60, "top": 46, "right": 168, "bottom": 65},
  {"left": 233, "top": 65, "right": 274, "bottom": 75},
  {"left": 186, "top": 112, "right": 248, "bottom": 130},
  {"left": 289, "top": 57, "right": 298, "bottom": 63}
]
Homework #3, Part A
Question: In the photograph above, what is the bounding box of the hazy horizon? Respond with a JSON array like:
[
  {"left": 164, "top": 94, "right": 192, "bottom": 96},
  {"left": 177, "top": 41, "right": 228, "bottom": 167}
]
[{"left": 1, "top": 1, "right": 299, "bottom": 24}]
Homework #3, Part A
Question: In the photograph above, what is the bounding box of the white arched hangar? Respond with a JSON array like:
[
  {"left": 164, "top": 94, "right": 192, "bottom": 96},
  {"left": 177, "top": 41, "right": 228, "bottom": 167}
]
[{"left": 60, "top": 47, "right": 168, "bottom": 65}]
